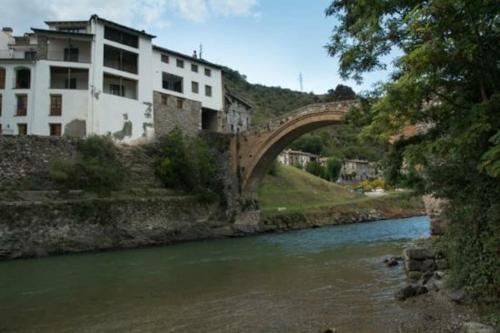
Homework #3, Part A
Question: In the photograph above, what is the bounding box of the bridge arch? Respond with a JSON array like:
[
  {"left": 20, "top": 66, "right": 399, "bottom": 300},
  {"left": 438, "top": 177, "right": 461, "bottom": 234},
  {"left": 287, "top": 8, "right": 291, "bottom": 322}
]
[{"left": 234, "top": 100, "right": 355, "bottom": 194}]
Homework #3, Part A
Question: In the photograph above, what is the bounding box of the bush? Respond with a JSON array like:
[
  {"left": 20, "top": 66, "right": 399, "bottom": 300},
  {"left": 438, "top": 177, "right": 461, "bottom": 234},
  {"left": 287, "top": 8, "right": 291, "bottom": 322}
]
[
  {"left": 305, "top": 161, "right": 326, "bottom": 178},
  {"left": 325, "top": 157, "right": 342, "bottom": 181},
  {"left": 50, "top": 135, "right": 127, "bottom": 194},
  {"left": 155, "top": 129, "right": 221, "bottom": 202}
]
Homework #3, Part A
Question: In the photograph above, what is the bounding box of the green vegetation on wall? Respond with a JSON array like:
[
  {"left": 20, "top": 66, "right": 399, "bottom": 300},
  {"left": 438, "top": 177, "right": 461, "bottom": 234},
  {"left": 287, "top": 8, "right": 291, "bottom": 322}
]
[
  {"left": 50, "top": 135, "right": 127, "bottom": 194},
  {"left": 154, "top": 129, "right": 222, "bottom": 202}
]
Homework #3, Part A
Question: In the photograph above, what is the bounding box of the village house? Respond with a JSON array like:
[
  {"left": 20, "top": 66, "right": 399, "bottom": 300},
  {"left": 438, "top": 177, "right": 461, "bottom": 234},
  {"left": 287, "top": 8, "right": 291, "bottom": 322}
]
[
  {"left": 339, "top": 159, "right": 378, "bottom": 182},
  {"left": 277, "top": 149, "right": 319, "bottom": 169},
  {"left": 0, "top": 15, "right": 250, "bottom": 143}
]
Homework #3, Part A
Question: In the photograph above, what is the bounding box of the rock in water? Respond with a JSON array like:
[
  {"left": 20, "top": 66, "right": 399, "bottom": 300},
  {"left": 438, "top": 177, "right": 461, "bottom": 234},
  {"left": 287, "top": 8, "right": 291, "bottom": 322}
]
[
  {"left": 395, "top": 284, "right": 428, "bottom": 301},
  {"left": 461, "top": 322, "right": 495, "bottom": 333}
]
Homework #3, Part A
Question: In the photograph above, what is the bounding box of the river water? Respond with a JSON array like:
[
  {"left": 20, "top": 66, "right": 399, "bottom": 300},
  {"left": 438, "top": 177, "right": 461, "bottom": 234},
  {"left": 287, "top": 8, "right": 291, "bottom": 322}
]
[{"left": 0, "top": 216, "right": 429, "bottom": 333}]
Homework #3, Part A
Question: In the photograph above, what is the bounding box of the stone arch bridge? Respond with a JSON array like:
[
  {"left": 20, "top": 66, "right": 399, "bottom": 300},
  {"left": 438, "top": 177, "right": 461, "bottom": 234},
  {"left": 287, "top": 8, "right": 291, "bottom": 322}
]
[{"left": 230, "top": 100, "right": 356, "bottom": 196}]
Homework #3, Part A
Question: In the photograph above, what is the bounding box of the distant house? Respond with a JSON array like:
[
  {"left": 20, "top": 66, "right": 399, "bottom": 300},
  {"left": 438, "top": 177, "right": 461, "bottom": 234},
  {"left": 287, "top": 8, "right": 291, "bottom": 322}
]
[
  {"left": 222, "top": 87, "right": 252, "bottom": 134},
  {"left": 277, "top": 149, "right": 318, "bottom": 168},
  {"left": 339, "top": 159, "right": 378, "bottom": 182}
]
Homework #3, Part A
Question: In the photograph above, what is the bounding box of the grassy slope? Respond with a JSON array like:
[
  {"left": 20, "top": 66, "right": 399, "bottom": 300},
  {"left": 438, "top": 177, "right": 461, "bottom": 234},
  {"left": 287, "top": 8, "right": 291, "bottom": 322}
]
[
  {"left": 258, "top": 164, "right": 361, "bottom": 213},
  {"left": 258, "top": 164, "right": 421, "bottom": 216}
]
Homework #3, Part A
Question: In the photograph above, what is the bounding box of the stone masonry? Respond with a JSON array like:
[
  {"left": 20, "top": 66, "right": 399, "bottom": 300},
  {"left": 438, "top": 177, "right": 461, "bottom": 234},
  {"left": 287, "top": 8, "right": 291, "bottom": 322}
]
[{"left": 153, "top": 91, "right": 201, "bottom": 137}]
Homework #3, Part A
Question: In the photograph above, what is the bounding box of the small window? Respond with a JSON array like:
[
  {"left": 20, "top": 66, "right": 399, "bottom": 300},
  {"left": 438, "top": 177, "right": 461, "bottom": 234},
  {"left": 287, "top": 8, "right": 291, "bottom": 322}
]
[
  {"left": 16, "top": 95, "right": 27, "bottom": 116},
  {"left": 64, "top": 47, "right": 79, "bottom": 62},
  {"left": 191, "top": 64, "right": 198, "bottom": 72},
  {"left": 205, "top": 85, "right": 212, "bottom": 97},
  {"left": 50, "top": 94, "right": 62, "bottom": 116},
  {"left": 177, "top": 98, "right": 184, "bottom": 109},
  {"left": 204, "top": 68, "right": 211, "bottom": 77},
  {"left": 0, "top": 67, "right": 5, "bottom": 89},
  {"left": 17, "top": 123, "right": 27, "bottom": 135},
  {"left": 191, "top": 81, "right": 199, "bottom": 94},
  {"left": 161, "top": 54, "right": 169, "bottom": 63},
  {"left": 176, "top": 59, "right": 184, "bottom": 68},
  {"left": 49, "top": 123, "right": 62, "bottom": 136},
  {"left": 15, "top": 68, "right": 31, "bottom": 89},
  {"left": 0, "top": 94, "right": 2, "bottom": 116},
  {"left": 161, "top": 94, "right": 168, "bottom": 105},
  {"left": 65, "top": 78, "right": 77, "bottom": 89}
]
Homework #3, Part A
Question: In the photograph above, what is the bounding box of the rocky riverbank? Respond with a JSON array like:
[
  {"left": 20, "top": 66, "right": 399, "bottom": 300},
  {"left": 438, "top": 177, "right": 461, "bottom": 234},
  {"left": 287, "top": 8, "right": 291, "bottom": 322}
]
[{"left": 387, "top": 240, "right": 497, "bottom": 332}]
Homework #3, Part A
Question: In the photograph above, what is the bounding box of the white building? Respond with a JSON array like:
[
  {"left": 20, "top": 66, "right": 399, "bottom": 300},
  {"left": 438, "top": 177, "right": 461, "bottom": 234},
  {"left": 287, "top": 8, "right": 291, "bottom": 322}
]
[
  {"left": 0, "top": 16, "right": 236, "bottom": 143},
  {"left": 277, "top": 149, "right": 319, "bottom": 168}
]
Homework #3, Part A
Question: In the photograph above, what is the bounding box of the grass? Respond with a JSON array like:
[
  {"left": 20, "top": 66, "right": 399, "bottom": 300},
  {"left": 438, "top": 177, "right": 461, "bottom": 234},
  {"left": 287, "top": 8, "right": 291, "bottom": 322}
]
[{"left": 257, "top": 164, "right": 415, "bottom": 215}]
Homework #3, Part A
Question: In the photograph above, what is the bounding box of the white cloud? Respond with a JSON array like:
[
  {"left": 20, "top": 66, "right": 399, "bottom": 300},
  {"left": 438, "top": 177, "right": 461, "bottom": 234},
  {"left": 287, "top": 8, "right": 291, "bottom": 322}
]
[{"left": 0, "top": 0, "right": 259, "bottom": 34}]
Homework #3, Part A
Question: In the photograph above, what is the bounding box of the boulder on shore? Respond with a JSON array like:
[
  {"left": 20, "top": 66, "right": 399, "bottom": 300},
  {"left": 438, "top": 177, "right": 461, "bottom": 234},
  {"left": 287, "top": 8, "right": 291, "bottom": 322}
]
[{"left": 461, "top": 322, "right": 495, "bottom": 333}]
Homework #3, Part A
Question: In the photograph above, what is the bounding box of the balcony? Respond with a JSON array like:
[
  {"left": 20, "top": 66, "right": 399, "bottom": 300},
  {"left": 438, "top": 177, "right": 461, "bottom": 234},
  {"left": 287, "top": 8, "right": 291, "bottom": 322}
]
[
  {"left": 50, "top": 66, "right": 89, "bottom": 89},
  {"left": 103, "top": 45, "right": 138, "bottom": 74},
  {"left": 103, "top": 73, "right": 137, "bottom": 99},
  {"left": 45, "top": 37, "right": 92, "bottom": 63}
]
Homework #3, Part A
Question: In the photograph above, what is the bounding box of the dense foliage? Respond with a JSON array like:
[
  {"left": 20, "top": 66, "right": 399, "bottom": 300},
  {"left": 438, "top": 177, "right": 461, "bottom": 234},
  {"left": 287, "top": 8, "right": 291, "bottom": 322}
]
[
  {"left": 326, "top": 0, "right": 499, "bottom": 302},
  {"left": 50, "top": 135, "right": 127, "bottom": 194},
  {"left": 154, "top": 129, "right": 222, "bottom": 202}
]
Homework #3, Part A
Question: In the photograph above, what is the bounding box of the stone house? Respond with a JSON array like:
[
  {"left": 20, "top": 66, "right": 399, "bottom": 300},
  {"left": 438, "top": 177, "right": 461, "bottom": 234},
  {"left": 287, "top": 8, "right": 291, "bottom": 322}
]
[
  {"left": 339, "top": 159, "right": 378, "bottom": 182},
  {"left": 277, "top": 149, "right": 319, "bottom": 168},
  {"left": 221, "top": 87, "right": 252, "bottom": 134}
]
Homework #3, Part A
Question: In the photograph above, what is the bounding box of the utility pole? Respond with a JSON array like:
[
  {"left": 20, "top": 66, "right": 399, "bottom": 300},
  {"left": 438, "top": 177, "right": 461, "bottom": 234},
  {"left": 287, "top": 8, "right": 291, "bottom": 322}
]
[{"left": 299, "top": 72, "right": 304, "bottom": 91}]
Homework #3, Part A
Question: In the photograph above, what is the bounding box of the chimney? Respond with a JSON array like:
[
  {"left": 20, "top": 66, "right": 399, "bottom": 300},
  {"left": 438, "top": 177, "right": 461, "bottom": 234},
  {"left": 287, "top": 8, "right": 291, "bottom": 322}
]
[
  {"left": 193, "top": 50, "right": 198, "bottom": 59},
  {"left": 2, "top": 27, "right": 13, "bottom": 37}
]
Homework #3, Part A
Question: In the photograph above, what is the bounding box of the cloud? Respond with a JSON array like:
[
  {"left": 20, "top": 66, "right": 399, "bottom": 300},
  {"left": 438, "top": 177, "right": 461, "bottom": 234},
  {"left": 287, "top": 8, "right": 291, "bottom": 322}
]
[{"left": 0, "top": 0, "right": 259, "bottom": 34}]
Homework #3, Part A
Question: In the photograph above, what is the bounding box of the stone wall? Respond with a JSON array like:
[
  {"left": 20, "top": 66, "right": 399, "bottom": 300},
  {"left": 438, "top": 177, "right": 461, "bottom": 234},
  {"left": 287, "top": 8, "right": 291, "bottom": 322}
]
[
  {"left": 153, "top": 91, "right": 201, "bottom": 137},
  {"left": 0, "top": 135, "right": 78, "bottom": 190},
  {"left": 423, "top": 195, "right": 448, "bottom": 235},
  {"left": 0, "top": 196, "right": 230, "bottom": 260}
]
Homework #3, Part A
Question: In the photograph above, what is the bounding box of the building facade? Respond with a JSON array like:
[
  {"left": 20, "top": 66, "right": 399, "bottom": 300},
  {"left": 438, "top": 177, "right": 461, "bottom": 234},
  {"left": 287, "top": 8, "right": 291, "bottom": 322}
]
[
  {"left": 339, "top": 159, "right": 378, "bottom": 182},
  {"left": 222, "top": 88, "right": 252, "bottom": 134},
  {"left": 277, "top": 149, "right": 319, "bottom": 169},
  {"left": 0, "top": 16, "right": 239, "bottom": 143}
]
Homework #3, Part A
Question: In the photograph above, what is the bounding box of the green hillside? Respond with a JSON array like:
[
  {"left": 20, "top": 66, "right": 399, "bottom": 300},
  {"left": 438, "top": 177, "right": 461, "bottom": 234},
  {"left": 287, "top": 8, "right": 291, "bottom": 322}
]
[{"left": 258, "top": 164, "right": 362, "bottom": 213}]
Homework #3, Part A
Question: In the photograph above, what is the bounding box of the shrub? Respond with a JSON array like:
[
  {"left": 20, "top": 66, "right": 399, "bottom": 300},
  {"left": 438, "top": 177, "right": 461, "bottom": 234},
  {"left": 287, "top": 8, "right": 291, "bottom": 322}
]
[
  {"left": 305, "top": 161, "right": 326, "bottom": 178},
  {"left": 50, "top": 135, "right": 127, "bottom": 194},
  {"left": 155, "top": 129, "right": 221, "bottom": 202},
  {"left": 268, "top": 160, "right": 279, "bottom": 176},
  {"left": 325, "top": 157, "right": 342, "bottom": 181}
]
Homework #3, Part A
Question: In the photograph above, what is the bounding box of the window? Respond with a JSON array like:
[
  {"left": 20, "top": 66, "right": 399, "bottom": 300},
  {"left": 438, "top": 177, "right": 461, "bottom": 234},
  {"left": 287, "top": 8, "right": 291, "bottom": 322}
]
[
  {"left": 17, "top": 123, "right": 27, "bottom": 135},
  {"left": 103, "top": 73, "right": 137, "bottom": 99},
  {"left": 161, "top": 54, "right": 169, "bottom": 63},
  {"left": 191, "top": 81, "right": 199, "bottom": 94},
  {"left": 191, "top": 64, "right": 198, "bottom": 72},
  {"left": 104, "top": 26, "right": 138, "bottom": 48},
  {"left": 161, "top": 94, "right": 168, "bottom": 105},
  {"left": 65, "top": 78, "right": 77, "bottom": 89},
  {"left": 177, "top": 98, "right": 184, "bottom": 109},
  {"left": 0, "top": 67, "right": 5, "bottom": 89},
  {"left": 162, "top": 72, "right": 183, "bottom": 93},
  {"left": 109, "top": 84, "right": 125, "bottom": 97},
  {"left": 49, "top": 123, "right": 62, "bottom": 136},
  {"left": 205, "top": 85, "right": 212, "bottom": 97},
  {"left": 204, "top": 68, "right": 211, "bottom": 77},
  {"left": 50, "top": 95, "right": 62, "bottom": 116},
  {"left": 0, "top": 94, "right": 2, "bottom": 116},
  {"left": 64, "top": 47, "right": 79, "bottom": 62},
  {"left": 16, "top": 95, "right": 27, "bottom": 116},
  {"left": 176, "top": 59, "right": 184, "bottom": 68},
  {"left": 24, "top": 51, "right": 37, "bottom": 60},
  {"left": 103, "top": 45, "right": 138, "bottom": 74},
  {"left": 15, "top": 68, "right": 31, "bottom": 89}
]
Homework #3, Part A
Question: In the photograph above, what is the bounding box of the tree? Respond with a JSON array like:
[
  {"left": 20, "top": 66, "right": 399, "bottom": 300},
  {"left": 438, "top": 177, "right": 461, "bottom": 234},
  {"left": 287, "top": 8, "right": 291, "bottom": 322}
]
[
  {"left": 325, "top": 0, "right": 500, "bottom": 300},
  {"left": 325, "top": 84, "right": 356, "bottom": 101},
  {"left": 325, "top": 157, "right": 342, "bottom": 182}
]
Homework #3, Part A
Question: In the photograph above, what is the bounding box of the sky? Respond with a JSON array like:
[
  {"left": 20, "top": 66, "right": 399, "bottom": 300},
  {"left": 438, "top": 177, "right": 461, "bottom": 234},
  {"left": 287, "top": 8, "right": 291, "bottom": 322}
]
[{"left": 0, "top": 0, "right": 397, "bottom": 94}]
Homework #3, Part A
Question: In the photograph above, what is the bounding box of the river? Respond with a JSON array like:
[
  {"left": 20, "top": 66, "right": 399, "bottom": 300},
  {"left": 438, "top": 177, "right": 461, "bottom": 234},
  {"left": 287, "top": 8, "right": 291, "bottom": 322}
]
[{"left": 0, "top": 216, "right": 429, "bottom": 333}]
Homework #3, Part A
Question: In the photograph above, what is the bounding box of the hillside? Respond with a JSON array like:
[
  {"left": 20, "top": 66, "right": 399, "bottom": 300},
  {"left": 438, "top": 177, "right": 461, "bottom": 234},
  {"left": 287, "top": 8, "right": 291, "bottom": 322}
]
[{"left": 258, "top": 164, "right": 362, "bottom": 213}]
